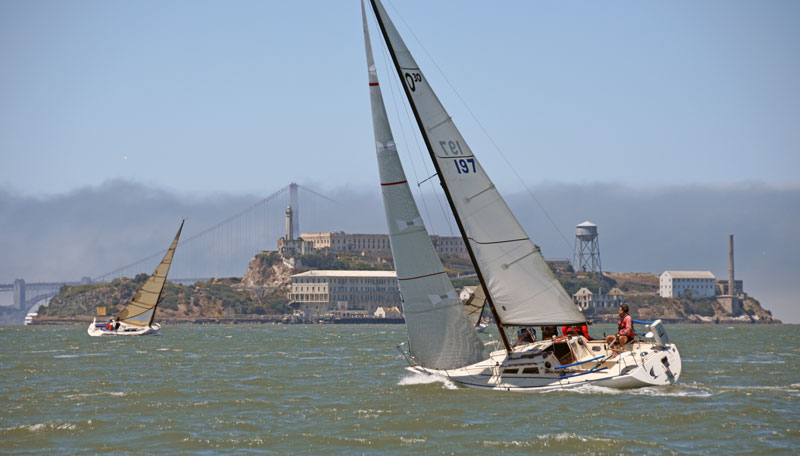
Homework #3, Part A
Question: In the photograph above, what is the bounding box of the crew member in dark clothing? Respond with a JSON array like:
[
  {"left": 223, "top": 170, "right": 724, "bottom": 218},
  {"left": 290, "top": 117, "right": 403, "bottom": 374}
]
[
  {"left": 514, "top": 327, "right": 536, "bottom": 346},
  {"left": 542, "top": 326, "right": 558, "bottom": 340}
]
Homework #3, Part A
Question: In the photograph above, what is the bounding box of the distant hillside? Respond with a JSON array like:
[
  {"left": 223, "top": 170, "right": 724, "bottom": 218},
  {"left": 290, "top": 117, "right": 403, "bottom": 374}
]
[
  {"left": 577, "top": 271, "right": 779, "bottom": 324},
  {"left": 36, "top": 274, "right": 287, "bottom": 321},
  {"left": 36, "top": 251, "right": 393, "bottom": 322},
  {"left": 36, "top": 251, "right": 780, "bottom": 324}
]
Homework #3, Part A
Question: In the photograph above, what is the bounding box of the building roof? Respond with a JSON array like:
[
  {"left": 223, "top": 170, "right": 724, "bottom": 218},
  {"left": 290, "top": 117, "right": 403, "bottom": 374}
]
[
  {"left": 662, "top": 270, "right": 716, "bottom": 279},
  {"left": 545, "top": 258, "right": 572, "bottom": 264},
  {"left": 576, "top": 221, "right": 597, "bottom": 227},
  {"left": 573, "top": 287, "right": 593, "bottom": 296},
  {"left": 292, "top": 270, "right": 397, "bottom": 278}
]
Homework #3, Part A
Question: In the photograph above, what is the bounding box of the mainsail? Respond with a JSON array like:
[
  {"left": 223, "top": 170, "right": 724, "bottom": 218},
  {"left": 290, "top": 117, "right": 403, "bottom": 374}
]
[
  {"left": 362, "top": 2, "right": 486, "bottom": 369},
  {"left": 116, "top": 220, "right": 184, "bottom": 326},
  {"left": 368, "top": 0, "right": 585, "bottom": 327}
]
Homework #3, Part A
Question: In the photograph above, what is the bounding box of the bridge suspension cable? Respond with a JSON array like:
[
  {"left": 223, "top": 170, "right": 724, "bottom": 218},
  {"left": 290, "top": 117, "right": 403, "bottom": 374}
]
[{"left": 92, "top": 183, "right": 330, "bottom": 283}]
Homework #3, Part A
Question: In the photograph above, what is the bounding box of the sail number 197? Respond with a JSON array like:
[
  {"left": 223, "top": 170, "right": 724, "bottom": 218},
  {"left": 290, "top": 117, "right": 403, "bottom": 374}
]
[
  {"left": 439, "top": 140, "right": 464, "bottom": 156},
  {"left": 454, "top": 158, "right": 476, "bottom": 174}
]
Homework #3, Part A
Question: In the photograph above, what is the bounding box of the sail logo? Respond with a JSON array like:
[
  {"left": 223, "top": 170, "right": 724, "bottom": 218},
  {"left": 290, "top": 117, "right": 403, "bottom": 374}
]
[{"left": 405, "top": 72, "right": 422, "bottom": 91}]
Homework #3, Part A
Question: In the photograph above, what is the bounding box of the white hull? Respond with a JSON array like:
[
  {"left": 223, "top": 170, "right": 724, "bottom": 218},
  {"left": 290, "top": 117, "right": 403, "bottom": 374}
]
[
  {"left": 407, "top": 336, "right": 681, "bottom": 392},
  {"left": 87, "top": 318, "right": 161, "bottom": 337}
]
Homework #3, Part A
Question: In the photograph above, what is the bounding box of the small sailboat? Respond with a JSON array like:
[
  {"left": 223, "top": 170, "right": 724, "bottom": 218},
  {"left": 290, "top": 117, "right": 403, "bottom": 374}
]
[
  {"left": 88, "top": 220, "right": 184, "bottom": 337},
  {"left": 363, "top": 0, "right": 681, "bottom": 391},
  {"left": 461, "top": 286, "right": 489, "bottom": 332}
]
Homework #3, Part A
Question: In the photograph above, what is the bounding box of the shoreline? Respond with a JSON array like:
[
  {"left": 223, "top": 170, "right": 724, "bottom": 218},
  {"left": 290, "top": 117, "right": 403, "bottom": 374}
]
[
  {"left": 28, "top": 316, "right": 407, "bottom": 326},
  {"left": 26, "top": 316, "right": 780, "bottom": 326}
]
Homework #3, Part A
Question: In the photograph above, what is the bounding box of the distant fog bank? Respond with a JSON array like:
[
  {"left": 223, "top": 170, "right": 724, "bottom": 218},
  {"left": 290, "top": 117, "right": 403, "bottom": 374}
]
[{"left": 1, "top": 180, "right": 797, "bottom": 322}]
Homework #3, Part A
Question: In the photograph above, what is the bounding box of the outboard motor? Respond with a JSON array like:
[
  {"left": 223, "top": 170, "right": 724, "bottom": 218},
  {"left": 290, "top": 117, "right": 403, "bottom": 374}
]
[{"left": 646, "top": 319, "right": 670, "bottom": 348}]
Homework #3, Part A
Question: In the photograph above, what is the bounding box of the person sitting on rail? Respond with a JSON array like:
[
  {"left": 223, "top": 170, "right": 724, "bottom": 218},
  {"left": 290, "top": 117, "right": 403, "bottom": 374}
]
[{"left": 606, "top": 304, "right": 635, "bottom": 349}]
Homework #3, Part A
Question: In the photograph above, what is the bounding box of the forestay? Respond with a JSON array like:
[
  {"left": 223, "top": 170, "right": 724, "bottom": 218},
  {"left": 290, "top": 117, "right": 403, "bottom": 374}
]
[
  {"left": 116, "top": 220, "right": 184, "bottom": 326},
  {"left": 369, "top": 0, "right": 585, "bottom": 326},
  {"left": 362, "top": 2, "right": 486, "bottom": 369}
]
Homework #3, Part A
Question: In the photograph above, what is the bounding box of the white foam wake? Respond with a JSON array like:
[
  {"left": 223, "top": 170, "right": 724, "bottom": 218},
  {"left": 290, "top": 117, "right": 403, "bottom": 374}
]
[{"left": 398, "top": 372, "right": 458, "bottom": 390}]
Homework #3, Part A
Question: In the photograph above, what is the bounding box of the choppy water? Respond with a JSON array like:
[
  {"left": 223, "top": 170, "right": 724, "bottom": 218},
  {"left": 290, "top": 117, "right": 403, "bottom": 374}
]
[{"left": 1, "top": 324, "right": 797, "bottom": 454}]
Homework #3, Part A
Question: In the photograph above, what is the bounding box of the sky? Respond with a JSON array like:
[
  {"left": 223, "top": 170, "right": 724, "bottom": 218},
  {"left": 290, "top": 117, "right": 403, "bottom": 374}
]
[{"left": 1, "top": 1, "right": 798, "bottom": 320}]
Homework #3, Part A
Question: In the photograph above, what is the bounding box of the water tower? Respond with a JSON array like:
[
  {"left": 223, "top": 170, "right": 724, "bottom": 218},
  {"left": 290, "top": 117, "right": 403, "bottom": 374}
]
[{"left": 574, "top": 221, "right": 602, "bottom": 274}]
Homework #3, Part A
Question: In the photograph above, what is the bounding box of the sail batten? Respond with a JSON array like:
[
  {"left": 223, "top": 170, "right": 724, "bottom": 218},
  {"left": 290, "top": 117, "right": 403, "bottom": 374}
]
[
  {"left": 368, "top": 0, "right": 586, "bottom": 327},
  {"left": 362, "top": 0, "right": 486, "bottom": 369}
]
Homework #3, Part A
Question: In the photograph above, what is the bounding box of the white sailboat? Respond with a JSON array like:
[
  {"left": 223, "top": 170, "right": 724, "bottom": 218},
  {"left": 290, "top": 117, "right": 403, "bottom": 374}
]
[
  {"left": 363, "top": 0, "right": 681, "bottom": 391},
  {"left": 88, "top": 220, "right": 184, "bottom": 337}
]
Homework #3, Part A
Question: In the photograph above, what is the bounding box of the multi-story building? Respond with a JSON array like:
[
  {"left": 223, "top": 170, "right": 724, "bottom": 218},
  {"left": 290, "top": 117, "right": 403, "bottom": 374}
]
[
  {"left": 299, "top": 231, "right": 468, "bottom": 259},
  {"left": 659, "top": 271, "right": 716, "bottom": 298},
  {"left": 572, "top": 287, "right": 625, "bottom": 310},
  {"left": 289, "top": 270, "right": 400, "bottom": 316},
  {"left": 430, "top": 235, "right": 468, "bottom": 257}
]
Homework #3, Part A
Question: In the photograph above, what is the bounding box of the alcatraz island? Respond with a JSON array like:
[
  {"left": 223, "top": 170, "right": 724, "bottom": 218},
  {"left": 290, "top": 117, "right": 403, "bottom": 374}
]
[{"left": 30, "top": 212, "right": 779, "bottom": 325}]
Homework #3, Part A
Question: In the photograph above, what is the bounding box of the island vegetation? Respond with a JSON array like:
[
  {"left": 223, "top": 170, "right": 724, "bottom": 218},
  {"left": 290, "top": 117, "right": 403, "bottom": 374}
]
[{"left": 34, "top": 250, "right": 778, "bottom": 324}]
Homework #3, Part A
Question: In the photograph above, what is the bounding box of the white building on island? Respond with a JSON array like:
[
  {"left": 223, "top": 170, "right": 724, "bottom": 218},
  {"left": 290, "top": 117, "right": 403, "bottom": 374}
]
[
  {"left": 659, "top": 271, "right": 716, "bottom": 298},
  {"left": 289, "top": 270, "right": 400, "bottom": 316}
]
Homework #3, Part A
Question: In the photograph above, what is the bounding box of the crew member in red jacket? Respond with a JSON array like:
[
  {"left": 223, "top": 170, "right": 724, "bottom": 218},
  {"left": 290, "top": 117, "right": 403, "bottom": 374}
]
[
  {"left": 606, "top": 304, "right": 635, "bottom": 348},
  {"left": 561, "top": 324, "right": 590, "bottom": 339}
]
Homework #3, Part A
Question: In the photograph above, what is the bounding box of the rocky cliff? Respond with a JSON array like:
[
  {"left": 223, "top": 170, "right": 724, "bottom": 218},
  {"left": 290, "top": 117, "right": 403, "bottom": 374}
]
[
  {"left": 240, "top": 251, "right": 295, "bottom": 291},
  {"left": 582, "top": 272, "right": 780, "bottom": 324}
]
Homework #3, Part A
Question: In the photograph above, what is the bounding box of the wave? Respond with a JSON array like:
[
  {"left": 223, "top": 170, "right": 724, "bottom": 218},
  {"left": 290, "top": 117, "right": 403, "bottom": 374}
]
[
  {"left": 64, "top": 391, "right": 125, "bottom": 399},
  {"left": 717, "top": 384, "right": 800, "bottom": 394},
  {"left": 397, "top": 371, "right": 458, "bottom": 390},
  {"left": 0, "top": 420, "right": 86, "bottom": 433},
  {"left": 567, "top": 383, "right": 712, "bottom": 398},
  {"left": 480, "top": 432, "right": 656, "bottom": 449},
  {"left": 54, "top": 353, "right": 106, "bottom": 358}
]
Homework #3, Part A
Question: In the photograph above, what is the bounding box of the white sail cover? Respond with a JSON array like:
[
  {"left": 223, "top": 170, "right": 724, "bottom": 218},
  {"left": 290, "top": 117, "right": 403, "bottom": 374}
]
[
  {"left": 362, "top": 2, "right": 486, "bottom": 369},
  {"left": 369, "top": 0, "right": 585, "bottom": 326},
  {"left": 117, "top": 220, "right": 184, "bottom": 326}
]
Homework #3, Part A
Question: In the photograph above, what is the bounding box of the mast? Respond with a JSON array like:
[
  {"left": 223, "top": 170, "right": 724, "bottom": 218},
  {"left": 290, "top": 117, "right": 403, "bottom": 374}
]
[{"left": 368, "top": 0, "right": 511, "bottom": 351}]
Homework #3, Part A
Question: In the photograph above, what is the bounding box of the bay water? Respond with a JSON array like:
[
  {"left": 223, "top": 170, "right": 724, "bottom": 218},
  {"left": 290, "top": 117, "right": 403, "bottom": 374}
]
[{"left": 1, "top": 324, "right": 797, "bottom": 454}]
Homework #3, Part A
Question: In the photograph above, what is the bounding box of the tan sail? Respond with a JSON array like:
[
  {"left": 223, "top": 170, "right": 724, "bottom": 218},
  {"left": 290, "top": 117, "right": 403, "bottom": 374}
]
[
  {"left": 462, "top": 286, "right": 486, "bottom": 325},
  {"left": 116, "top": 220, "right": 184, "bottom": 326}
]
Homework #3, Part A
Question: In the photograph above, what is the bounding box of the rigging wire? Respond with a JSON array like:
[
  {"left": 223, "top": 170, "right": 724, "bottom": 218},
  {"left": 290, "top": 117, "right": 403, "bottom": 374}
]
[
  {"left": 93, "top": 185, "right": 292, "bottom": 281},
  {"left": 384, "top": 0, "right": 574, "bottom": 255},
  {"left": 372, "top": 14, "right": 436, "bottom": 234},
  {"left": 373, "top": 10, "right": 455, "bottom": 237}
]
